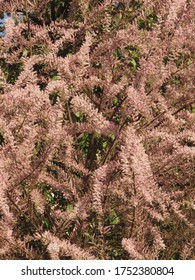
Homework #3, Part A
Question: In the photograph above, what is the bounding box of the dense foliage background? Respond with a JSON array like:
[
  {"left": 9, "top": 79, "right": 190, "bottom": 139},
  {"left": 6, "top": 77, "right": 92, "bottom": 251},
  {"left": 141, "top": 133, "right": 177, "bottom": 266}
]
[{"left": 0, "top": 0, "right": 194, "bottom": 259}]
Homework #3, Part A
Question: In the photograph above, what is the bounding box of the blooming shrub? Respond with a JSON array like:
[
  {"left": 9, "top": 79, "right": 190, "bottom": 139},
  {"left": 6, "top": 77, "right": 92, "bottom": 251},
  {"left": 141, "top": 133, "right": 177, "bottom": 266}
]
[{"left": 0, "top": 0, "right": 194, "bottom": 259}]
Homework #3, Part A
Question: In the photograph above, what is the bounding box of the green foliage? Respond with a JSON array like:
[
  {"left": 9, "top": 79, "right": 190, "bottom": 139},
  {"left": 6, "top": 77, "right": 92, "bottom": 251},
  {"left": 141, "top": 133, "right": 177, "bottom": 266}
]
[
  {"left": 39, "top": 183, "right": 68, "bottom": 210},
  {"left": 138, "top": 11, "right": 158, "bottom": 30},
  {"left": 0, "top": 59, "right": 23, "bottom": 84},
  {"left": 114, "top": 48, "right": 124, "bottom": 60},
  {"left": 33, "top": 140, "right": 46, "bottom": 157},
  {"left": 107, "top": 209, "right": 120, "bottom": 225},
  {"left": 163, "top": 52, "right": 174, "bottom": 65},
  {"left": 0, "top": 129, "right": 4, "bottom": 145},
  {"left": 49, "top": 91, "right": 60, "bottom": 105},
  {"left": 114, "top": 46, "right": 141, "bottom": 72},
  {"left": 93, "top": 85, "right": 103, "bottom": 98},
  {"left": 126, "top": 46, "right": 141, "bottom": 72},
  {"left": 66, "top": 203, "right": 74, "bottom": 212},
  {"left": 75, "top": 132, "right": 91, "bottom": 154},
  {"left": 57, "top": 42, "right": 73, "bottom": 57}
]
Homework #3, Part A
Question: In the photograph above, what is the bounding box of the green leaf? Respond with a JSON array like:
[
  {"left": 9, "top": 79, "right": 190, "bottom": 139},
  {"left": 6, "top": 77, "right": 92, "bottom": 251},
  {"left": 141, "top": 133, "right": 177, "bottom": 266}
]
[
  {"left": 108, "top": 209, "right": 120, "bottom": 225},
  {"left": 33, "top": 140, "right": 42, "bottom": 156},
  {"left": 51, "top": 75, "right": 58, "bottom": 81},
  {"left": 66, "top": 204, "right": 74, "bottom": 212},
  {"left": 130, "top": 58, "right": 137, "bottom": 68},
  {"left": 43, "top": 220, "right": 49, "bottom": 229},
  {"left": 110, "top": 134, "right": 116, "bottom": 141},
  {"left": 45, "top": 191, "right": 54, "bottom": 203},
  {"left": 102, "top": 141, "right": 107, "bottom": 149},
  {"left": 113, "top": 98, "right": 119, "bottom": 105},
  {"left": 75, "top": 112, "right": 81, "bottom": 118},
  {"left": 22, "top": 49, "right": 29, "bottom": 56},
  {"left": 114, "top": 48, "right": 124, "bottom": 60}
]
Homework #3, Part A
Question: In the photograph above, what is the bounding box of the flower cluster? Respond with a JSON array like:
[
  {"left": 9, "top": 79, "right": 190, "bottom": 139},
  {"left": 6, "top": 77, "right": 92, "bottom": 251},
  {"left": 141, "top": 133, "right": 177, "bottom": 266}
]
[{"left": 0, "top": 0, "right": 194, "bottom": 259}]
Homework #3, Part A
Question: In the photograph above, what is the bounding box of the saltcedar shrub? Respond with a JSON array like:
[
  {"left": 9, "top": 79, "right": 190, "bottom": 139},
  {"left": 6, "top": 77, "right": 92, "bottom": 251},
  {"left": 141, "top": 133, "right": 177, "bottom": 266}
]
[{"left": 0, "top": 0, "right": 194, "bottom": 259}]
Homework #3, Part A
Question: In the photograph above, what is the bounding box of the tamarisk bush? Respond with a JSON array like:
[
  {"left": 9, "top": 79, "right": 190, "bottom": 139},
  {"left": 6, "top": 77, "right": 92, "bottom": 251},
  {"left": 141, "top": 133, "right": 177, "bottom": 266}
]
[{"left": 0, "top": 0, "right": 194, "bottom": 260}]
